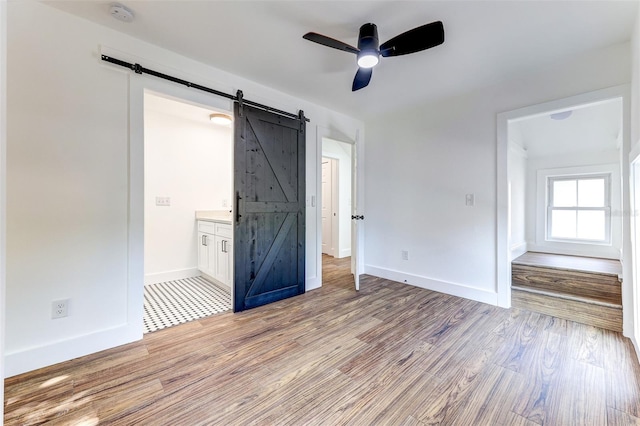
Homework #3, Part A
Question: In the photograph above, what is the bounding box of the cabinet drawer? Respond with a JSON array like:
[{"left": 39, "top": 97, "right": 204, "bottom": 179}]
[
  {"left": 215, "top": 223, "right": 232, "bottom": 239},
  {"left": 198, "top": 221, "right": 215, "bottom": 234}
]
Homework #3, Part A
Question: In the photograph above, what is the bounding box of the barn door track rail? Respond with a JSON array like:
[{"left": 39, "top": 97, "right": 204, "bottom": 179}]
[{"left": 101, "top": 55, "right": 310, "bottom": 122}]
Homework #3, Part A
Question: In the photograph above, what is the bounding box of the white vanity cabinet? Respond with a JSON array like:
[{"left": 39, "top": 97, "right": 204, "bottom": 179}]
[
  {"left": 214, "top": 235, "right": 233, "bottom": 285},
  {"left": 197, "top": 220, "right": 233, "bottom": 289}
]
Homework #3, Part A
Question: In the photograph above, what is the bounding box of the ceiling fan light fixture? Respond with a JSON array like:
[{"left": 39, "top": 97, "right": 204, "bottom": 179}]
[
  {"left": 357, "top": 51, "right": 379, "bottom": 68},
  {"left": 302, "top": 20, "right": 445, "bottom": 91},
  {"left": 210, "top": 113, "right": 232, "bottom": 126}
]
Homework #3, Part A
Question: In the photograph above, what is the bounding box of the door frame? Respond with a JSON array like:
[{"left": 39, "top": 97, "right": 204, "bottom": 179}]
[
  {"left": 0, "top": 0, "right": 6, "bottom": 409},
  {"left": 316, "top": 126, "right": 363, "bottom": 288},
  {"left": 627, "top": 148, "right": 640, "bottom": 357},
  {"left": 496, "top": 84, "right": 634, "bottom": 338}
]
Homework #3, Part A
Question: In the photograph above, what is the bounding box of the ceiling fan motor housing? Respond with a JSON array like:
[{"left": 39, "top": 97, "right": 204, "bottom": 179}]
[{"left": 358, "top": 23, "right": 379, "bottom": 52}]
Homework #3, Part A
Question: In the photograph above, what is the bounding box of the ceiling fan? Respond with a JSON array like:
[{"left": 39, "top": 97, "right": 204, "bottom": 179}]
[{"left": 303, "top": 21, "right": 445, "bottom": 91}]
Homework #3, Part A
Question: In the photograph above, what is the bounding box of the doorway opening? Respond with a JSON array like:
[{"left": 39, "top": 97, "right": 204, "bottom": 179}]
[
  {"left": 629, "top": 151, "right": 640, "bottom": 354},
  {"left": 499, "top": 87, "right": 632, "bottom": 334},
  {"left": 142, "top": 91, "right": 234, "bottom": 333},
  {"left": 321, "top": 137, "right": 355, "bottom": 291}
]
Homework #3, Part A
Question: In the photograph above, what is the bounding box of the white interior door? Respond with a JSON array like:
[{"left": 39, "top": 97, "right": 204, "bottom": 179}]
[
  {"left": 631, "top": 159, "right": 640, "bottom": 343},
  {"left": 321, "top": 159, "right": 333, "bottom": 256},
  {"left": 351, "top": 141, "right": 360, "bottom": 291}
]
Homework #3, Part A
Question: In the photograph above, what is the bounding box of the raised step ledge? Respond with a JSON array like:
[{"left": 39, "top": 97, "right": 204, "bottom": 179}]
[
  {"left": 511, "top": 285, "right": 622, "bottom": 309},
  {"left": 511, "top": 260, "right": 622, "bottom": 281}
]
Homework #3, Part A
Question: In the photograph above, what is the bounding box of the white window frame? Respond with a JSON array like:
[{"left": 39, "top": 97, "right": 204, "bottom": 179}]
[
  {"left": 546, "top": 174, "right": 611, "bottom": 244},
  {"left": 534, "top": 164, "right": 620, "bottom": 258}
]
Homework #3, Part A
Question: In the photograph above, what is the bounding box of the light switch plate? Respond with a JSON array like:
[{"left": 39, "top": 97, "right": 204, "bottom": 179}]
[{"left": 465, "top": 194, "right": 475, "bottom": 206}]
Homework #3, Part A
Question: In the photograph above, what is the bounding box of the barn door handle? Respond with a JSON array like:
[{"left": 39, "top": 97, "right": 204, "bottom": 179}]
[{"left": 235, "top": 192, "right": 242, "bottom": 222}]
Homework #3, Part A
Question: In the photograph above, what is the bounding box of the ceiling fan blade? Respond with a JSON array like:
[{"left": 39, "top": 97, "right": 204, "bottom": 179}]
[
  {"left": 303, "top": 32, "right": 359, "bottom": 54},
  {"left": 380, "top": 21, "right": 444, "bottom": 57},
  {"left": 352, "top": 67, "right": 373, "bottom": 91}
]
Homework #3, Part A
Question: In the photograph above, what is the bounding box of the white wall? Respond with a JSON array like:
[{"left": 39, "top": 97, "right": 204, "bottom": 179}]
[
  {"left": 5, "top": 1, "right": 363, "bottom": 376},
  {"left": 322, "top": 138, "right": 352, "bottom": 258},
  {"left": 365, "top": 42, "right": 630, "bottom": 306},
  {"left": 633, "top": 8, "right": 640, "bottom": 150},
  {"left": 508, "top": 144, "right": 527, "bottom": 260},
  {"left": 1, "top": 0, "right": 6, "bottom": 421},
  {"left": 144, "top": 97, "right": 232, "bottom": 284},
  {"left": 629, "top": 5, "right": 640, "bottom": 359}
]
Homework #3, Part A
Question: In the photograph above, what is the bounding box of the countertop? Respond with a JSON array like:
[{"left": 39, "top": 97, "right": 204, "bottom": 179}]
[{"left": 195, "top": 210, "right": 233, "bottom": 224}]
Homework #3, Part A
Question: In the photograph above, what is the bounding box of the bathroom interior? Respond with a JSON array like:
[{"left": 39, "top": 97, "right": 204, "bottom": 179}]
[{"left": 143, "top": 92, "right": 234, "bottom": 332}]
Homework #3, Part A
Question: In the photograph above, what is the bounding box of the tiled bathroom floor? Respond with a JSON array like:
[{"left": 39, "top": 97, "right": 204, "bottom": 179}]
[{"left": 143, "top": 276, "right": 232, "bottom": 333}]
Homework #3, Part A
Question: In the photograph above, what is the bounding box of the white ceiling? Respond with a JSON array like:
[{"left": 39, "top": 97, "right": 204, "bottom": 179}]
[
  {"left": 44, "top": 1, "right": 637, "bottom": 119},
  {"left": 509, "top": 99, "right": 622, "bottom": 158},
  {"left": 145, "top": 92, "right": 231, "bottom": 127}
]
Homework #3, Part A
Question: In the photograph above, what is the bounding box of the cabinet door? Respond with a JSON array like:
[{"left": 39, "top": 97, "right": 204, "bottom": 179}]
[
  {"left": 205, "top": 234, "right": 216, "bottom": 279},
  {"left": 198, "top": 232, "right": 216, "bottom": 277},
  {"left": 224, "top": 239, "right": 233, "bottom": 286},
  {"left": 214, "top": 236, "right": 230, "bottom": 288},
  {"left": 198, "top": 232, "right": 210, "bottom": 273}
]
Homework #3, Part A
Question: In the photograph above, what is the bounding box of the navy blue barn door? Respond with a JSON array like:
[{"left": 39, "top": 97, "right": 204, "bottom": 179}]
[{"left": 233, "top": 102, "right": 306, "bottom": 312}]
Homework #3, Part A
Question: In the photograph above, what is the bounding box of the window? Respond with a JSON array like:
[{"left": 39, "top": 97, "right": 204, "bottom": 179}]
[{"left": 547, "top": 174, "right": 610, "bottom": 243}]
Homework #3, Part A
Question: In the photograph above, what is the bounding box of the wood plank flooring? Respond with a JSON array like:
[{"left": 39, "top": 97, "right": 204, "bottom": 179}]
[
  {"left": 512, "top": 290, "right": 623, "bottom": 332},
  {"left": 512, "top": 252, "right": 623, "bottom": 331},
  {"left": 513, "top": 252, "right": 622, "bottom": 276},
  {"left": 5, "top": 255, "right": 640, "bottom": 425},
  {"left": 511, "top": 264, "right": 622, "bottom": 305}
]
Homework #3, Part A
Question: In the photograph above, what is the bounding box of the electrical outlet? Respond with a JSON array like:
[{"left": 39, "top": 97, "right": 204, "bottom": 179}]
[
  {"left": 155, "top": 196, "right": 171, "bottom": 206},
  {"left": 401, "top": 250, "right": 409, "bottom": 261},
  {"left": 52, "top": 299, "right": 69, "bottom": 319},
  {"left": 222, "top": 199, "right": 228, "bottom": 207}
]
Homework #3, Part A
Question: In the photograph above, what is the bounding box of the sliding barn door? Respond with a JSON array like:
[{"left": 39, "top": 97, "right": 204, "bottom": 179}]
[{"left": 233, "top": 103, "right": 306, "bottom": 312}]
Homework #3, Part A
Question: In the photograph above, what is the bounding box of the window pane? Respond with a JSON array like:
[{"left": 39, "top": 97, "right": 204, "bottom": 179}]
[
  {"left": 578, "top": 178, "right": 605, "bottom": 207},
  {"left": 577, "top": 210, "right": 605, "bottom": 240},
  {"left": 553, "top": 180, "right": 576, "bottom": 207},
  {"left": 551, "top": 210, "right": 576, "bottom": 239}
]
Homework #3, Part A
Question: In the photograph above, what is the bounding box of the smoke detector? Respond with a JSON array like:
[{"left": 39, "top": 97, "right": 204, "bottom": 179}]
[
  {"left": 550, "top": 110, "right": 572, "bottom": 121},
  {"left": 110, "top": 4, "right": 134, "bottom": 23}
]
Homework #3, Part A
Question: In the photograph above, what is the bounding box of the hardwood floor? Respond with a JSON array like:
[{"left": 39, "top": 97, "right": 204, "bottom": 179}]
[
  {"left": 512, "top": 252, "right": 622, "bottom": 276},
  {"left": 512, "top": 252, "right": 624, "bottom": 332},
  {"left": 5, "top": 256, "right": 640, "bottom": 425},
  {"left": 512, "top": 264, "right": 622, "bottom": 305}
]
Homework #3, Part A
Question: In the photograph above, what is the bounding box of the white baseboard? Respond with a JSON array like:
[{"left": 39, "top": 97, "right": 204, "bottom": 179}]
[
  {"left": 144, "top": 268, "right": 200, "bottom": 286},
  {"left": 200, "top": 272, "right": 230, "bottom": 291},
  {"left": 305, "top": 276, "right": 321, "bottom": 292},
  {"left": 510, "top": 242, "right": 527, "bottom": 260},
  {"left": 337, "top": 248, "right": 352, "bottom": 259},
  {"left": 364, "top": 265, "right": 499, "bottom": 306},
  {"left": 4, "top": 322, "right": 142, "bottom": 377}
]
